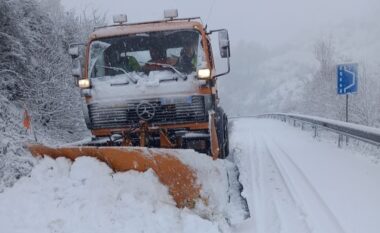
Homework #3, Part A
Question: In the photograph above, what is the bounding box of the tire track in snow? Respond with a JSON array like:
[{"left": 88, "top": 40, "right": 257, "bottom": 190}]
[
  {"left": 265, "top": 137, "right": 346, "bottom": 233},
  {"left": 230, "top": 118, "right": 311, "bottom": 233},
  {"left": 230, "top": 120, "right": 279, "bottom": 233},
  {"left": 259, "top": 138, "right": 311, "bottom": 233},
  {"left": 229, "top": 124, "right": 259, "bottom": 233},
  {"left": 252, "top": 136, "right": 282, "bottom": 233}
]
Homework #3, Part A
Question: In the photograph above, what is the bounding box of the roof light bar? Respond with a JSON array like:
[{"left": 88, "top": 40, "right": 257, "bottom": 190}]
[
  {"left": 164, "top": 9, "right": 178, "bottom": 19},
  {"left": 113, "top": 14, "right": 128, "bottom": 24}
]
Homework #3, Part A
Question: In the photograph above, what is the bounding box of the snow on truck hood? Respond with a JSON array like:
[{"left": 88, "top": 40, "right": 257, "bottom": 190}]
[
  {"left": 90, "top": 71, "right": 203, "bottom": 103},
  {"left": 0, "top": 149, "right": 245, "bottom": 233}
]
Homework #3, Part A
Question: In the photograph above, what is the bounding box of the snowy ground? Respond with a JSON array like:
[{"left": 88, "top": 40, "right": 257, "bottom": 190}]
[
  {"left": 1, "top": 118, "right": 379, "bottom": 233},
  {"left": 0, "top": 148, "right": 247, "bottom": 233},
  {"left": 230, "top": 118, "right": 380, "bottom": 233},
  {"left": 0, "top": 156, "right": 225, "bottom": 233}
]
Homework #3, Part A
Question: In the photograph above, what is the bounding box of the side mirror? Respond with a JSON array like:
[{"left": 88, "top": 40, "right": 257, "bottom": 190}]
[
  {"left": 209, "top": 28, "right": 231, "bottom": 78},
  {"left": 218, "top": 29, "right": 230, "bottom": 58},
  {"left": 69, "top": 45, "right": 80, "bottom": 59},
  {"left": 71, "top": 59, "right": 82, "bottom": 81}
]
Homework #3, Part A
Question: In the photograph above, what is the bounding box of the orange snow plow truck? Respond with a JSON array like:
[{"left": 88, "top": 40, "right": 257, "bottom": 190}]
[{"left": 28, "top": 10, "right": 240, "bottom": 211}]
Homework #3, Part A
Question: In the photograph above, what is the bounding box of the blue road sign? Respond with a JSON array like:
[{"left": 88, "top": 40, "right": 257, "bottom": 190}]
[{"left": 337, "top": 63, "right": 358, "bottom": 95}]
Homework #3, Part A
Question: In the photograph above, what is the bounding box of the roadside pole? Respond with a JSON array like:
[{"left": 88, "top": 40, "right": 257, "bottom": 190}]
[
  {"left": 337, "top": 63, "right": 358, "bottom": 145},
  {"left": 346, "top": 94, "right": 349, "bottom": 144},
  {"left": 346, "top": 94, "right": 348, "bottom": 123}
]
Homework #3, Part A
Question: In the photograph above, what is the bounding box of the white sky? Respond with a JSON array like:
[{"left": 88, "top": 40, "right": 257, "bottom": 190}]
[{"left": 61, "top": 0, "right": 380, "bottom": 47}]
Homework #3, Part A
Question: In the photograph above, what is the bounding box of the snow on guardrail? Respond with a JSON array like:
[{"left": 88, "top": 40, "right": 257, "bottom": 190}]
[{"left": 257, "top": 113, "right": 380, "bottom": 146}]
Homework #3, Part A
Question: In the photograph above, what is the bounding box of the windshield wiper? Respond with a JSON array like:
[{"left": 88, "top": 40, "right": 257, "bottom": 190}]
[
  {"left": 96, "top": 65, "right": 138, "bottom": 84},
  {"left": 110, "top": 81, "right": 129, "bottom": 86},
  {"left": 146, "top": 62, "right": 187, "bottom": 81}
]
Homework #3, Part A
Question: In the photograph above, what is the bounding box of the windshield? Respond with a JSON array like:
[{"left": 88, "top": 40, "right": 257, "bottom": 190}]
[{"left": 88, "top": 29, "right": 207, "bottom": 78}]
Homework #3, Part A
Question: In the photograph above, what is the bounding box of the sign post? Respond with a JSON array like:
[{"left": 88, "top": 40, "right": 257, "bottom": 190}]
[{"left": 337, "top": 63, "right": 358, "bottom": 123}]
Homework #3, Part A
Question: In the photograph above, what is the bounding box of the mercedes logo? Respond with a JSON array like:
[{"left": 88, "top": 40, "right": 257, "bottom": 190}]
[{"left": 136, "top": 102, "right": 155, "bottom": 121}]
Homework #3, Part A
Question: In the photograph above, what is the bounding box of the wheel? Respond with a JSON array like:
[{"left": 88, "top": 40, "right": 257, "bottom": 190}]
[
  {"left": 216, "top": 107, "right": 229, "bottom": 159},
  {"left": 223, "top": 114, "right": 230, "bottom": 157}
]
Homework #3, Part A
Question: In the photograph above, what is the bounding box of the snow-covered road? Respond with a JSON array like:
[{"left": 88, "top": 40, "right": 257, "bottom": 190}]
[
  {"left": 1, "top": 117, "right": 379, "bottom": 233},
  {"left": 231, "top": 118, "right": 380, "bottom": 233}
]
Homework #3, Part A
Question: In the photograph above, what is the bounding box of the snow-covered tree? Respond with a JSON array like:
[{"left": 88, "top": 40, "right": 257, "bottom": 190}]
[
  {"left": 301, "top": 38, "right": 346, "bottom": 120},
  {"left": 0, "top": 0, "right": 105, "bottom": 190}
]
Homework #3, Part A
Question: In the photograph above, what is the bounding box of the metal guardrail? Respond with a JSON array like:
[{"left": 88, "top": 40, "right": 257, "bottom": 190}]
[{"left": 254, "top": 113, "right": 380, "bottom": 147}]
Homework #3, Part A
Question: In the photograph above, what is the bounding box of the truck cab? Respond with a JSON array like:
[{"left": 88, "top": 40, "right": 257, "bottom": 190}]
[{"left": 69, "top": 10, "right": 231, "bottom": 159}]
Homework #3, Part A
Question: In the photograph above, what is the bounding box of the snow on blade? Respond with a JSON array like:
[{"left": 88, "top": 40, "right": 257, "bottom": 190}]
[
  {"left": 164, "top": 149, "right": 250, "bottom": 225},
  {"left": 0, "top": 149, "right": 247, "bottom": 233}
]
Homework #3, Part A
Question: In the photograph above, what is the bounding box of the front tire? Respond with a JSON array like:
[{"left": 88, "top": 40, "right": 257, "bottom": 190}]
[{"left": 216, "top": 108, "right": 229, "bottom": 159}]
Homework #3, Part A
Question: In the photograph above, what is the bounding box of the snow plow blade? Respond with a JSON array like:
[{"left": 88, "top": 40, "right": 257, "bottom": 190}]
[{"left": 27, "top": 144, "right": 200, "bottom": 208}]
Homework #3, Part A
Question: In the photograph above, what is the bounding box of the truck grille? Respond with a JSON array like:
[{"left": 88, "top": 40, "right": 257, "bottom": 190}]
[{"left": 88, "top": 96, "right": 207, "bottom": 129}]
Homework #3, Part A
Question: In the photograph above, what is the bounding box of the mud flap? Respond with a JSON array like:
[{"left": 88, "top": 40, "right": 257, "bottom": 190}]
[{"left": 209, "top": 111, "right": 220, "bottom": 160}]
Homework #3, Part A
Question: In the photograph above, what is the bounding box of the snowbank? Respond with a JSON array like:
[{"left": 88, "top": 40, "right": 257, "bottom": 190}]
[
  {"left": 0, "top": 156, "right": 224, "bottom": 233},
  {"left": 0, "top": 96, "right": 35, "bottom": 192},
  {"left": 162, "top": 149, "right": 249, "bottom": 224},
  {"left": 0, "top": 148, "right": 249, "bottom": 232}
]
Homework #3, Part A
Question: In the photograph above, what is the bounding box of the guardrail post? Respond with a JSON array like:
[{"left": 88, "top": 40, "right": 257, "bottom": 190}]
[
  {"left": 293, "top": 119, "right": 296, "bottom": 127},
  {"left": 301, "top": 123, "right": 304, "bottom": 130},
  {"left": 338, "top": 134, "right": 343, "bottom": 148},
  {"left": 313, "top": 125, "right": 317, "bottom": 138}
]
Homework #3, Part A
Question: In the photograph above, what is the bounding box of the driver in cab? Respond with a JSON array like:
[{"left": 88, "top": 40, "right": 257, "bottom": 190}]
[
  {"left": 176, "top": 41, "right": 197, "bottom": 74},
  {"left": 142, "top": 41, "right": 197, "bottom": 75},
  {"left": 143, "top": 46, "right": 176, "bottom": 73}
]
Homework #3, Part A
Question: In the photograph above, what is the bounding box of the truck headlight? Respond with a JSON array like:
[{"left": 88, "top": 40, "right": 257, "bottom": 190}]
[
  {"left": 78, "top": 79, "right": 91, "bottom": 89},
  {"left": 197, "top": 69, "right": 211, "bottom": 79}
]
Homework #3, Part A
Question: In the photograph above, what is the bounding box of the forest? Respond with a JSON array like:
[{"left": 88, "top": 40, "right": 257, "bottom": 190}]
[{"left": 0, "top": 0, "right": 104, "bottom": 189}]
